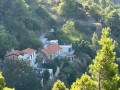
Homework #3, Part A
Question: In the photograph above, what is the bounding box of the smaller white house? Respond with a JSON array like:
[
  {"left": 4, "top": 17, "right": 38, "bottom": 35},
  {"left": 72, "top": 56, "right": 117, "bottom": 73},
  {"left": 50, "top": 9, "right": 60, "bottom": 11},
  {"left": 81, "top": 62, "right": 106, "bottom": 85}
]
[
  {"left": 59, "top": 45, "right": 74, "bottom": 54},
  {"left": 59, "top": 44, "right": 75, "bottom": 62}
]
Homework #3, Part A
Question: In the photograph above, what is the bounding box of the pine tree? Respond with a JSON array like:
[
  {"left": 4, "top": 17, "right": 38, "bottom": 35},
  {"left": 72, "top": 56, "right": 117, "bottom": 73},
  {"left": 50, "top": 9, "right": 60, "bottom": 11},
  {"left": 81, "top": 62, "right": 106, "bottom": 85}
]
[
  {"left": 89, "top": 27, "right": 119, "bottom": 90},
  {"left": 71, "top": 73, "right": 97, "bottom": 90},
  {"left": 92, "top": 32, "right": 99, "bottom": 50},
  {"left": 52, "top": 80, "right": 68, "bottom": 90},
  {"left": 0, "top": 72, "right": 14, "bottom": 90}
]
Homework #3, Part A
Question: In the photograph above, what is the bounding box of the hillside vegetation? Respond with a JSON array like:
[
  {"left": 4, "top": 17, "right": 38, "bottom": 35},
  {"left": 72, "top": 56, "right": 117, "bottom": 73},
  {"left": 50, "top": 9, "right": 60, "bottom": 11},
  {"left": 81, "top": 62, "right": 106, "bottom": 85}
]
[{"left": 0, "top": 0, "right": 120, "bottom": 90}]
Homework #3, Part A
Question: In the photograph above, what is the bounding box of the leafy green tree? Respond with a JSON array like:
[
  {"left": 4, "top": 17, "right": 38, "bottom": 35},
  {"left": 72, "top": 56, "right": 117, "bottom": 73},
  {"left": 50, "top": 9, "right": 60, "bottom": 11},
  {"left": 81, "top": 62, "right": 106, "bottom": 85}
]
[
  {"left": 0, "top": 0, "right": 29, "bottom": 23},
  {"left": 23, "top": 18, "right": 41, "bottom": 31},
  {"left": 36, "top": 6, "right": 49, "bottom": 20},
  {"left": 99, "top": 0, "right": 107, "bottom": 8},
  {"left": 93, "top": 0, "right": 99, "bottom": 4},
  {"left": 0, "top": 72, "right": 5, "bottom": 90},
  {"left": 42, "top": 70, "right": 50, "bottom": 85},
  {"left": 52, "top": 80, "right": 68, "bottom": 90},
  {"left": 54, "top": 58, "right": 60, "bottom": 67},
  {"left": 105, "top": 10, "right": 120, "bottom": 30},
  {"left": 92, "top": 32, "right": 99, "bottom": 50},
  {"left": 42, "top": 63, "right": 57, "bottom": 74},
  {"left": 89, "top": 27, "right": 119, "bottom": 90},
  {"left": 2, "top": 60, "right": 41, "bottom": 90},
  {"left": 71, "top": 73, "right": 97, "bottom": 90},
  {"left": 88, "top": 3, "right": 102, "bottom": 21},
  {"left": 105, "top": 5, "right": 114, "bottom": 14},
  {"left": 0, "top": 26, "right": 19, "bottom": 58},
  {"left": 58, "top": 0, "right": 77, "bottom": 17},
  {"left": 73, "top": 40, "right": 96, "bottom": 59},
  {"left": 62, "top": 21, "right": 83, "bottom": 42},
  {"left": 0, "top": 72, "right": 14, "bottom": 90}
]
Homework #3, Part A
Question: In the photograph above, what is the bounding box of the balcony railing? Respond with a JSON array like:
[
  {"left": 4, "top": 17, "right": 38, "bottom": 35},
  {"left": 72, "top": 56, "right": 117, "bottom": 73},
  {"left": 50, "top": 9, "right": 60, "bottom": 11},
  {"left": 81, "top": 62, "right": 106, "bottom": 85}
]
[{"left": 68, "top": 50, "right": 75, "bottom": 54}]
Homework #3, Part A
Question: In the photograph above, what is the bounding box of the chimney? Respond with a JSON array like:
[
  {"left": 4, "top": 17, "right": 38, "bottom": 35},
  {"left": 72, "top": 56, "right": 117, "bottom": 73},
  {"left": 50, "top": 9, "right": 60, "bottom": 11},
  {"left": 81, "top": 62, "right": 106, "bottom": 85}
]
[
  {"left": 11, "top": 48, "right": 14, "bottom": 52},
  {"left": 6, "top": 51, "right": 9, "bottom": 54}
]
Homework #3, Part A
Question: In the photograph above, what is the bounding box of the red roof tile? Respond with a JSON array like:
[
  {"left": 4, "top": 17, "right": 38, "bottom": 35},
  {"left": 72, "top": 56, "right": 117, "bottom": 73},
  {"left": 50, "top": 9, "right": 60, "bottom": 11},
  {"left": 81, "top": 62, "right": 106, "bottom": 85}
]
[
  {"left": 22, "top": 48, "right": 36, "bottom": 54},
  {"left": 5, "top": 48, "right": 36, "bottom": 57},
  {"left": 66, "top": 54, "right": 75, "bottom": 57},
  {"left": 41, "top": 43, "right": 62, "bottom": 56},
  {"left": 5, "top": 50, "right": 24, "bottom": 57}
]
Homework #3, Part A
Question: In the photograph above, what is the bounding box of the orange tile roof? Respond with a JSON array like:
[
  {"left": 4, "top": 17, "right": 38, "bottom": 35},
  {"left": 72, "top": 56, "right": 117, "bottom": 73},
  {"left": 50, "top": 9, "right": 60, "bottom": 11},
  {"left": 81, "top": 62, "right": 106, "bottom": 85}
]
[
  {"left": 22, "top": 48, "right": 36, "bottom": 54},
  {"left": 5, "top": 50, "right": 24, "bottom": 57},
  {"left": 41, "top": 43, "right": 62, "bottom": 56},
  {"left": 5, "top": 48, "right": 36, "bottom": 57}
]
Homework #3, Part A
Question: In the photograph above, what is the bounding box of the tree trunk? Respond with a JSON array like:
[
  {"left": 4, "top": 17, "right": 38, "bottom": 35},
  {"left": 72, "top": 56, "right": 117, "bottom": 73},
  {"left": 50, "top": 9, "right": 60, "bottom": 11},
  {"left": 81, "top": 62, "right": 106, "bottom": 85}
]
[{"left": 99, "top": 72, "right": 101, "bottom": 90}]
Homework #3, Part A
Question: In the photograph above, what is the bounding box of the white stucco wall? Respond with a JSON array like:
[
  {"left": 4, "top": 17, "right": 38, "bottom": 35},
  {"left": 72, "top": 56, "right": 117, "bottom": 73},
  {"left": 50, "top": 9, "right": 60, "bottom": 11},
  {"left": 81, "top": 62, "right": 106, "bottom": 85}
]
[
  {"left": 18, "top": 52, "right": 37, "bottom": 69},
  {"left": 60, "top": 45, "right": 72, "bottom": 54},
  {"left": 55, "top": 66, "right": 60, "bottom": 77}
]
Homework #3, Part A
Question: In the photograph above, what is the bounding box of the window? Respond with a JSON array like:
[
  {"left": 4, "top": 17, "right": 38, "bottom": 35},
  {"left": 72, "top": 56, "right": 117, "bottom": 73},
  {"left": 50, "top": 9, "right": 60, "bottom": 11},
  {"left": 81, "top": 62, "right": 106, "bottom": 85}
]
[
  {"left": 50, "top": 55, "right": 52, "bottom": 59},
  {"left": 33, "top": 53, "right": 34, "bottom": 57},
  {"left": 69, "top": 47, "right": 72, "bottom": 52}
]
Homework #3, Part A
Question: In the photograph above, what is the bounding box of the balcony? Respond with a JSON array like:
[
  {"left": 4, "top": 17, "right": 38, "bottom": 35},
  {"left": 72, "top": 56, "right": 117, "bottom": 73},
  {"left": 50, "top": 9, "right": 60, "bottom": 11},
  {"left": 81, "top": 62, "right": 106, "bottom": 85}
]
[{"left": 68, "top": 49, "right": 75, "bottom": 54}]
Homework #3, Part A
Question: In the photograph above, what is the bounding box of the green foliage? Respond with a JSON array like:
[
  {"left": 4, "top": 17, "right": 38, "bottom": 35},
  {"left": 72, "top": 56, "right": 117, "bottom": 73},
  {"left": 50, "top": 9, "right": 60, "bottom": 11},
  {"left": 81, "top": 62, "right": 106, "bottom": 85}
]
[
  {"left": 0, "top": 72, "right": 14, "bottom": 90},
  {"left": 73, "top": 40, "right": 96, "bottom": 59},
  {"left": 23, "top": 18, "right": 41, "bottom": 31},
  {"left": 3, "top": 87, "right": 14, "bottom": 90},
  {"left": 0, "top": 0, "right": 58, "bottom": 58},
  {"left": 87, "top": 3, "right": 102, "bottom": 21},
  {"left": 52, "top": 27, "right": 120, "bottom": 90},
  {"left": 0, "top": 26, "right": 19, "bottom": 58},
  {"left": 2, "top": 60, "right": 41, "bottom": 90},
  {"left": 104, "top": 5, "right": 114, "bottom": 14},
  {"left": 18, "top": 30, "right": 43, "bottom": 50},
  {"left": 42, "top": 70, "right": 50, "bottom": 85},
  {"left": 62, "top": 21, "right": 83, "bottom": 42},
  {"left": 0, "top": 72, "right": 5, "bottom": 90},
  {"left": 52, "top": 80, "right": 68, "bottom": 90},
  {"left": 99, "top": 0, "right": 107, "bottom": 9},
  {"left": 74, "top": 22, "right": 96, "bottom": 39},
  {"left": 58, "top": 0, "right": 77, "bottom": 17},
  {"left": 0, "top": 0, "right": 29, "bottom": 22},
  {"left": 46, "top": 21, "right": 83, "bottom": 44},
  {"left": 35, "top": 6, "right": 57, "bottom": 29},
  {"left": 46, "top": 31, "right": 72, "bottom": 44},
  {"left": 42, "top": 63, "right": 57, "bottom": 74},
  {"left": 58, "top": 0, "right": 87, "bottom": 19},
  {"left": 53, "top": 73, "right": 96, "bottom": 90},
  {"left": 71, "top": 73, "right": 97, "bottom": 90},
  {"left": 54, "top": 58, "right": 61, "bottom": 67},
  {"left": 105, "top": 10, "right": 120, "bottom": 30},
  {"left": 89, "top": 27, "right": 119, "bottom": 90},
  {"left": 92, "top": 32, "right": 99, "bottom": 50},
  {"left": 36, "top": 6, "right": 49, "bottom": 20}
]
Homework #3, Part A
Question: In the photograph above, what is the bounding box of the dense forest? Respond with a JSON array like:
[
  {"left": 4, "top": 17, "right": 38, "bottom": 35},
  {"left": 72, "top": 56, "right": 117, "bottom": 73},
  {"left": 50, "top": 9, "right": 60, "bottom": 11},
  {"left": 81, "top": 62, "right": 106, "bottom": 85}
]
[{"left": 0, "top": 0, "right": 120, "bottom": 90}]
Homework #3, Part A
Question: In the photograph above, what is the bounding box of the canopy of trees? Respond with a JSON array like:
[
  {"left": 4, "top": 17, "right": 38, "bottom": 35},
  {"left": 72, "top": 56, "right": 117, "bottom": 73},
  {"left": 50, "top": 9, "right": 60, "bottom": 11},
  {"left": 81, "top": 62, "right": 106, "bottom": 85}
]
[
  {"left": 52, "top": 27, "right": 120, "bottom": 90},
  {"left": 0, "top": 72, "right": 14, "bottom": 90},
  {"left": 2, "top": 60, "right": 42, "bottom": 90}
]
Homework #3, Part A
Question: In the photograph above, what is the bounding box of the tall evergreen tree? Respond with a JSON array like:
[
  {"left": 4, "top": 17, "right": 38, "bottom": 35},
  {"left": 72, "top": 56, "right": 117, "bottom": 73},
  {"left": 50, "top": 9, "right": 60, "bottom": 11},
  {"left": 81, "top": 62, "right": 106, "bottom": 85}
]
[
  {"left": 92, "top": 32, "right": 99, "bottom": 50},
  {"left": 71, "top": 73, "right": 97, "bottom": 90},
  {"left": 52, "top": 80, "right": 68, "bottom": 90},
  {"left": 0, "top": 72, "right": 14, "bottom": 90},
  {"left": 89, "top": 27, "right": 119, "bottom": 90}
]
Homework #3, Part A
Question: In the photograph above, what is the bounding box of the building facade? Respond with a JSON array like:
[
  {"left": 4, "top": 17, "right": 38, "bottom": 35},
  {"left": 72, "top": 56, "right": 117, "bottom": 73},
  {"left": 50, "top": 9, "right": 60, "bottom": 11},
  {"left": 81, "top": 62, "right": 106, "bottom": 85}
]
[{"left": 5, "top": 48, "right": 37, "bottom": 68}]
